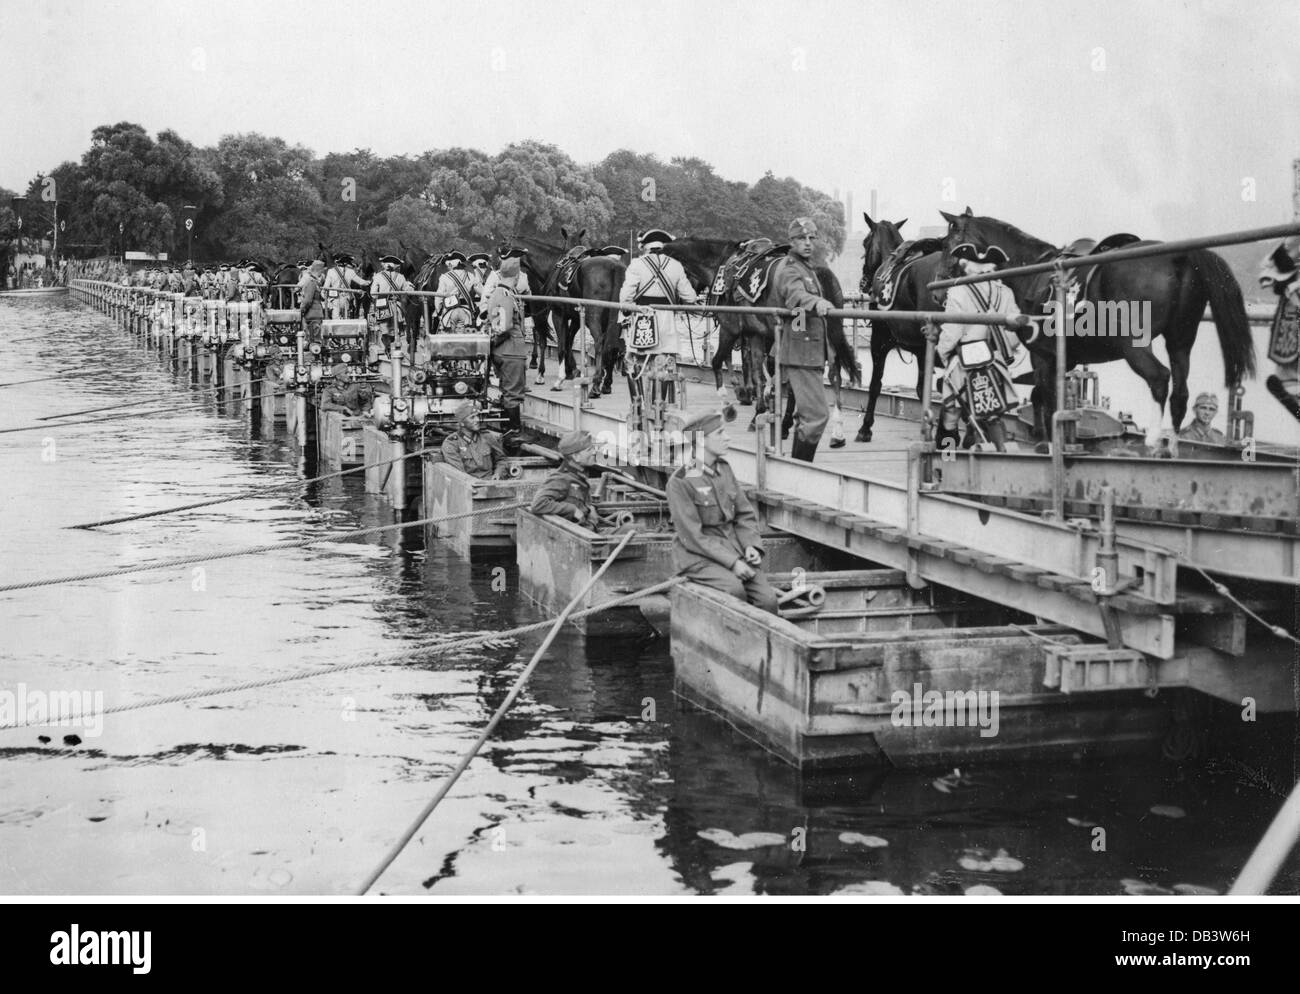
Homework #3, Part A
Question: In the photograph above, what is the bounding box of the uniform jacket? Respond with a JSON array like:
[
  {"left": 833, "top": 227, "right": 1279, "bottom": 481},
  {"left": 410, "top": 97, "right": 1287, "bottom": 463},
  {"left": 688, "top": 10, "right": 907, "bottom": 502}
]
[
  {"left": 481, "top": 269, "right": 531, "bottom": 302},
  {"left": 774, "top": 252, "right": 829, "bottom": 368},
  {"left": 937, "top": 281, "right": 1021, "bottom": 365},
  {"left": 436, "top": 268, "right": 477, "bottom": 313},
  {"left": 441, "top": 428, "right": 506, "bottom": 478},
  {"left": 1177, "top": 421, "right": 1227, "bottom": 444},
  {"left": 486, "top": 286, "right": 528, "bottom": 357},
  {"left": 620, "top": 252, "right": 696, "bottom": 307},
  {"left": 324, "top": 265, "right": 363, "bottom": 300},
  {"left": 667, "top": 458, "right": 762, "bottom": 571},
  {"left": 319, "top": 381, "right": 373, "bottom": 416},
  {"left": 370, "top": 270, "right": 411, "bottom": 322},
  {"left": 530, "top": 460, "right": 593, "bottom": 518},
  {"left": 299, "top": 273, "right": 325, "bottom": 319}
]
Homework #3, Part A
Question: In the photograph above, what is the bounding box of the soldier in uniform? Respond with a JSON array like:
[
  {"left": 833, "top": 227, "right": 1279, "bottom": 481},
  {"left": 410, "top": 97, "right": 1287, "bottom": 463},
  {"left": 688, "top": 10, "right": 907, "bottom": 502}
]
[
  {"left": 1260, "top": 237, "right": 1300, "bottom": 422},
  {"left": 666, "top": 409, "right": 778, "bottom": 614},
  {"left": 199, "top": 266, "right": 216, "bottom": 298},
  {"left": 371, "top": 254, "right": 412, "bottom": 351},
  {"left": 324, "top": 253, "right": 366, "bottom": 320},
  {"left": 222, "top": 263, "right": 242, "bottom": 302},
  {"left": 467, "top": 252, "right": 491, "bottom": 293},
  {"left": 1177, "top": 392, "right": 1227, "bottom": 444},
  {"left": 181, "top": 263, "right": 201, "bottom": 297},
  {"left": 318, "top": 363, "right": 375, "bottom": 416},
  {"left": 933, "top": 241, "right": 1024, "bottom": 452},
  {"left": 441, "top": 401, "right": 508, "bottom": 478},
  {"left": 483, "top": 253, "right": 532, "bottom": 445},
  {"left": 620, "top": 229, "right": 697, "bottom": 409},
  {"left": 530, "top": 430, "right": 605, "bottom": 527},
  {"left": 299, "top": 259, "right": 326, "bottom": 343},
  {"left": 773, "top": 217, "right": 834, "bottom": 461},
  {"left": 239, "top": 261, "right": 268, "bottom": 304},
  {"left": 435, "top": 251, "right": 478, "bottom": 333},
  {"left": 482, "top": 247, "right": 533, "bottom": 298}
]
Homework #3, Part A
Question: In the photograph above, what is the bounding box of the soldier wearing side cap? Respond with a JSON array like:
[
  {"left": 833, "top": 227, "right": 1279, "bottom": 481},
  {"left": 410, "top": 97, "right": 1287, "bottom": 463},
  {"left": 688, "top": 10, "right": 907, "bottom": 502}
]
[
  {"left": 318, "top": 363, "right": 375, "bottom": 416},
  {"left": 666, "top": 410, "right": 778, "bottom": 614},
  {"left": 1177, "top": 392, "right": 1227, "bottom": 444},
  {"left": 773, "top": 217, "right": 835, "bottom": 462},
  {"left": 484, "top": 253, "right": 532, "bottom": 443},
  {"left": 530, "top": 430, "right": 605, "bottom": 527},
  {"left": 441, "top": 401, "right": 508, "bottom": 479},
  {"left": 299, "top": 259, "right": 326, "bottom": 343}
]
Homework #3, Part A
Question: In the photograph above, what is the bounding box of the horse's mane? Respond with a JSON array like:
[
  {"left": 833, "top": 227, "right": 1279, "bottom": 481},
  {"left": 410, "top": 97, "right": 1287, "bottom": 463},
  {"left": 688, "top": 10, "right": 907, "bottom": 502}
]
[{"left": 966, "top": 214, "right": 1056, "bottom": 259}]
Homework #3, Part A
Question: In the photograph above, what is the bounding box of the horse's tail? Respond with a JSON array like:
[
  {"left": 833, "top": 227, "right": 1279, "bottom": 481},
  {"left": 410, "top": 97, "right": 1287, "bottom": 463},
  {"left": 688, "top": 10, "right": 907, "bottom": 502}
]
[
  {"left": 1192, "top": 248, "right": 1256, "bottom": 387},
  {"left": 816, "top": 265, "right": 858, "bottom": 383}
]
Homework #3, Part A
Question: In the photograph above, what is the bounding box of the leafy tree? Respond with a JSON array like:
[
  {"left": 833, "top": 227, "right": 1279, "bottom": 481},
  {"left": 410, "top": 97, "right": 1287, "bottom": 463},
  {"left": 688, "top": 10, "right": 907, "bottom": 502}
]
[
  {"left": 206, "top": 133, "right": 323, "bottom": 261},
  {"left": 424, "top": 141, "right": 614, "bottom": 249}
]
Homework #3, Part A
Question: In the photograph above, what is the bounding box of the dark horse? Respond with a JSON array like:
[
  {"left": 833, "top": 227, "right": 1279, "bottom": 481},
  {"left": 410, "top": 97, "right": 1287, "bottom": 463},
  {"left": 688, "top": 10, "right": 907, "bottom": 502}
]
[
  {"left": 940, "top": 208, "right": 1255, "bottom": 444},
  {"left": 855, "top": 213, "right": 947, "bottom": 442},
  {"left": 665, "top": 238, "right": 859, "bottom": 422},
  {"left": 508, "top": 234, "right": 569, "bottom": 381},
  {"left": 549, "top": 254, "right": 628, "bottom": 395},
  {"left": 660, "top": 237, "right": 745, "bottom": 393}
]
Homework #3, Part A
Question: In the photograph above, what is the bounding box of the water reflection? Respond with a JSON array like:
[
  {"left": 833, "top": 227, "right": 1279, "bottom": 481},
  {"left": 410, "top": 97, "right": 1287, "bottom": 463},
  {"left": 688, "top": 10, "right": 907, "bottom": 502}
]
[{"left": 1, "top": 295, "right": 1296, "bottom": 896}]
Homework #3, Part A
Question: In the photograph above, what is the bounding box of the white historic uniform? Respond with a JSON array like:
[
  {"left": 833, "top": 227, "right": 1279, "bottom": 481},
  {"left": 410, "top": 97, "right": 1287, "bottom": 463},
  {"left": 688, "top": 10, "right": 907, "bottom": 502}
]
[
  {"left": 370, "top": 269, "right": 412, "bottom": 326},
  {"left": 322, "top": 264, "right": 359, "bottom": 318},
  {"left": 619, "top": 251, "right": 697, "bottom": 357},
  {"left": 435, "top": 266, "right": 478, "bottom": 332},
  {"left": 619, "top": 252, "right": 696, "bottom": 310},
  {"left": 937, "top": 280, "right": 1022, "bottom": 413}
]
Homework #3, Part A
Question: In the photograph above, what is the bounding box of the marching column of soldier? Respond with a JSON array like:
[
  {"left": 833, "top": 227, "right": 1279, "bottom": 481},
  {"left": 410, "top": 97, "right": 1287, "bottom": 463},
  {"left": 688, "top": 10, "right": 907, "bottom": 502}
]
[{"left": 69, "top": 219, "right": 1300, "bottom": 618}]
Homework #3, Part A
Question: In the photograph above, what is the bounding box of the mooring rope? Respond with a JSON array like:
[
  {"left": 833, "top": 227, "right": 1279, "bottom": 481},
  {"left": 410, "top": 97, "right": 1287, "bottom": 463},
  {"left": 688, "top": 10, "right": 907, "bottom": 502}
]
[
  {"left": 0, "top": 502, "right": 528, "bottom": 594},
  {"left": 69, "top": 447, "right": 431, "bottom": 530},
  {"left": 0, "top": 403, "right": 204, "bottom": 435},
  {"left": 39, "top": 381, "right": 233, "bottom": 420},
  {"left": 356, "top": 530, "right": 648, "bottom": 895},
  {"left": 0, "top": 371, "right": 103, "bottom": 388},
  {"left": 0, "top": 575, "right": 682, "bottom": 732}
]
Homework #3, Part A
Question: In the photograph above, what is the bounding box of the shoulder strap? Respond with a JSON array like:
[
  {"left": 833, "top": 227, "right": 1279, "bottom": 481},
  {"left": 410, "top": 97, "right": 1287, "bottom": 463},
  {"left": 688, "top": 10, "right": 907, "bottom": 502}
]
[
  {"left": 642, "top": 255, "right": 677, "bottom": 302},
  {"left": 447, "top": 269, "right": 473, "bottom": 303}
]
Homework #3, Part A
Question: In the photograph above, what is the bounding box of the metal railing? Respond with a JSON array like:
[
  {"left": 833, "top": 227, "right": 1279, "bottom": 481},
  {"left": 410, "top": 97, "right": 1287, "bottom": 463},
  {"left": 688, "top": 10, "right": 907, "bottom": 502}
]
[{"left": 921, "top": 220, "right": 1300, "bottom": 518}]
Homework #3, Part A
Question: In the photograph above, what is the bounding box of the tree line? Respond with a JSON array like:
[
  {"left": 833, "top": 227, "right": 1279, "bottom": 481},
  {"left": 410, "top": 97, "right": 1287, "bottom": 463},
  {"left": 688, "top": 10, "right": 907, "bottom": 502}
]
[{"left": 1, "top": 122, "right": 846, "bottom": 266}]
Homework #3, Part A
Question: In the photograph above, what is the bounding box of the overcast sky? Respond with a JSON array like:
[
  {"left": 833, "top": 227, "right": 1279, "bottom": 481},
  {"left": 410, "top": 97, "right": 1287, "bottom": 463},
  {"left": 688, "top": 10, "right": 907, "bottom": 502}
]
[{"left": 2, "top": 0, "right": 1297, "bottom": 245}]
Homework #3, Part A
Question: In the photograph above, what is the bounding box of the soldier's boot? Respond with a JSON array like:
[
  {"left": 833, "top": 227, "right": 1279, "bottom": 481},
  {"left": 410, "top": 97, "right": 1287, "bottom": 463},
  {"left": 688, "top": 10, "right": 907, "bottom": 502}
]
[
  {"left": 933, "top": 425, "right": 961, "bottom": 455},
  {"left": 502, "top": 407, "right": 523, "bottom": 453},
  {"left": 789, "top": 437, "right": 818, "bottom": 462},
  {"left": 509, "top": 405, "right": 536, "bottom": 444}
]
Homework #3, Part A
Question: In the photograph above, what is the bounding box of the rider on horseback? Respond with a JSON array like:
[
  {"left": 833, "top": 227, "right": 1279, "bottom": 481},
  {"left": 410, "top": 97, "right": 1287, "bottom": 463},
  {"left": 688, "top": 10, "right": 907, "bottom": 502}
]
[{"left": 935, "top": 242, "right": 1025, "bottom": 452}]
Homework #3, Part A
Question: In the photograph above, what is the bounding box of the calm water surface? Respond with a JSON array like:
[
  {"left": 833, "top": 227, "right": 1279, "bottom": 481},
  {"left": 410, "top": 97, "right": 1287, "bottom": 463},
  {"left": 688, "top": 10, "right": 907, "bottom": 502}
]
[{"left": 0, "top": 294, "right": 1295, "bottom": 896}]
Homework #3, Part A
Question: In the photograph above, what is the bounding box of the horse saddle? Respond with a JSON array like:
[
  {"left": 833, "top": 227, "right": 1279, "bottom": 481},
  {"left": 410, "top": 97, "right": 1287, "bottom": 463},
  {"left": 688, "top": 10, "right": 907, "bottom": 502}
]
[
  {"left": 873, "top": 238, "right": 944, "bottom": 309},
  {"left": 1059, "top": 232, "right": 1142, "bottom": 308},
  {"left": 556, "top": 247, "right": 587, "bottom": 291},
  {"left": 714, "top": 243, "right": 789, "bottom": 305}
]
